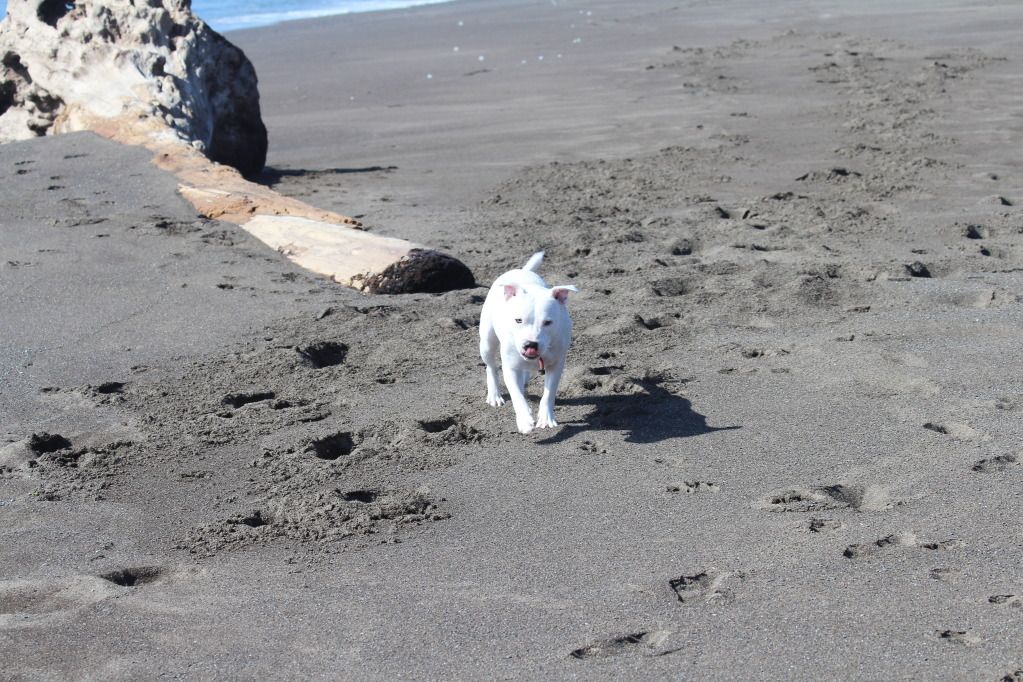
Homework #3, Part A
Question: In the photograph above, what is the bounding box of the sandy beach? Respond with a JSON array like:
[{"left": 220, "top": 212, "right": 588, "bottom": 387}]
[{"left": 3, "top": 0, "right": 1023, "bottom": 678}]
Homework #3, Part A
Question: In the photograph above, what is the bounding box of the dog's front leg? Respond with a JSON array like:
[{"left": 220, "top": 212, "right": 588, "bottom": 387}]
[
  {"left": 536, "top": 362, "right": 565, "bottom": 429},
  {"left": 501, "top": 364, "right": 534, "bottom": 433},
  {"left": 479, "top": 330, "right": 505, "bottom": 407}
]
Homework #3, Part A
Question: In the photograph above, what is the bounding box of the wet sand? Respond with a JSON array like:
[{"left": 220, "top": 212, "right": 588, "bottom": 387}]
[{"left": 3, "top": 0, "right": 1023, "bottom": 678}]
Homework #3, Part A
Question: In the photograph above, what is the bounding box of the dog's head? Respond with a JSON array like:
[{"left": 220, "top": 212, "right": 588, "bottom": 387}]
[{"left": 501, "top": 281, "right": 578, "bottom": 362}]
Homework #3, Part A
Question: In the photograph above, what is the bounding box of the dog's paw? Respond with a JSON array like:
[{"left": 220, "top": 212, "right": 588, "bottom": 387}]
[
  {"left": 516, "top": 415, "right": 535, "bottom": 434},
  {"left": 536, "top": 412, "right": 558, "bottom": 429},
  {"left": 486, "top": 393, "right": 506, "bottom": 407}
]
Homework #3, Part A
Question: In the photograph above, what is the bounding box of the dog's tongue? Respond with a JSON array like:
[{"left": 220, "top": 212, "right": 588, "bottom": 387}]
[{"left": 523, "top": 347, "right": 539, "bottom": 359}]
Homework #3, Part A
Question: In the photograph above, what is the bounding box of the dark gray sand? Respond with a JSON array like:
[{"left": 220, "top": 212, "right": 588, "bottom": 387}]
[{"left": 3, "top": 0, "right": 1023, "bottom": 679}]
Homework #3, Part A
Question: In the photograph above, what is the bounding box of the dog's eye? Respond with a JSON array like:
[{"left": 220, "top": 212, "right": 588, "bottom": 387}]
[
  {"left": 514, "top": 318, "right": 523, "bottom": 324},
  {"left": 542, "top": 320, "right": 553, "bottom": 326}
]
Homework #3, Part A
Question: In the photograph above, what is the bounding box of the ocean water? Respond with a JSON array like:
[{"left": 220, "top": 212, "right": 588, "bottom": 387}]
[{"left": 0, "top": 0, "right": 455, "bottom": 32}]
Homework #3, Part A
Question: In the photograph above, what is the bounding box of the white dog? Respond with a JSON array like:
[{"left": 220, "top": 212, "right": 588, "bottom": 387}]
[{"left": 479, "top": 252, "right": 578, "bottom": 433}]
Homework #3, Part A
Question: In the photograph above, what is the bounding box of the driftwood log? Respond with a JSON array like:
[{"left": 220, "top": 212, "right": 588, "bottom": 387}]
[{"left": 0, "top": 0, "right": 474, "bottom": 293}]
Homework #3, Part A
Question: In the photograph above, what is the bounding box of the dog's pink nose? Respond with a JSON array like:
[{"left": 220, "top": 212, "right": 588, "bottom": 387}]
[{"left": 522, "top": 343, "right": 539, "bottom": 359}]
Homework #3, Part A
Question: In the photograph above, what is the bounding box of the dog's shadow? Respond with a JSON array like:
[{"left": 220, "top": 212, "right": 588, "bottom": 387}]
[{"left": 537, "top": 379, "right": 739, "bottom": 445}]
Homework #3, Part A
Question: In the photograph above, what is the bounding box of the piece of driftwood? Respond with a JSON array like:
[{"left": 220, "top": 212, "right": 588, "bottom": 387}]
[{"left": 149, "top": 134, "right": 476, "bottom": 293}]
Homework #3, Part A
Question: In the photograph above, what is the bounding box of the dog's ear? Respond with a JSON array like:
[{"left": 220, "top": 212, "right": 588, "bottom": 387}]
[
  {"left": 503, "top": 284, "right": 519, "bottom": 301},
  {"left": 551, "top": 285, "right": 579, "bottom": 304}
]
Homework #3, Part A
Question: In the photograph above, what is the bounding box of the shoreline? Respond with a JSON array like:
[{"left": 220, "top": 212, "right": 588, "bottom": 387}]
[{"left": 215, "top": 0, "right": 459, "bottom": 33}]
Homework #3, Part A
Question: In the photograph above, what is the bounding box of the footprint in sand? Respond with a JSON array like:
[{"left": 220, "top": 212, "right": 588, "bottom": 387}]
[
  {"left": 650, "top": 277, "right": 690, "bottom": 297},
  {"left": 90, "top": 381, "right": 126, "bottom": 397},
  {"left": 98, "top": 566, "right": 165, "bottom": 588},
  {"left": 905, "top": 261, "right": 933, "bottom": 278},
  {"left": 305, "top": 432, "right": 358, "bottom": 461},
  {"left": 937, "top": 629, "right": 981, "bottom": 646},
  {"left": 988, "top": 594, "right": 1023, "bottom": 608},
  {"left": 759, "top": 483, "right": 893, "bottom": 513},
  {"left": 993, "top": 396, "right": 1023, "bottom": 412},
  {"left": 416, "top": 416, "right": 482, "bottom": 444},
  {"left": 669, "top": 569, "right": 744, "bottom": 605},
  {"left": 579, "top": 439, "right": 610, "bottom": 455},
  {"left": 0, "top": 432, "right": 84, "bottom": 473},
  {"left": 580, "top": 313, "right": 673, "bottom": 337},
  {"left": 222, "top": 391, "right": 276, "bottom": 409},
  {"left": 922, "top": 421, "right": 984, "bottom": 441},
  {"left": 929, "top": 567, "right": 961, "bottom": 582},
  {"left": 0, "top": 566, "right": 170, "bottom": 628},
  {"left": 0, "top": 574, "right": 131, "bottom": 627},
  {"left": 803, "top": 518, "right": 844, "bottom": 534},
  {"left": 963, "top": 223, "right": 992, "bottom": 240},
  {"left": 667, "top": 481, "right": 720, "bottom": 494},
  {"left": 979, "top": 195, "right": 1013, "bottom": 207},
  {"left": 972, "top": 454, "right": 1019, "bottom": 473},
  {"left": 296, "top": 341, "right": 348, "bottom": 369},
  {"left": 738, "top": 346, "right": 790, "bottom": 359},
  {"left": 843, "top": 532, "right": 963, "bottom": 559},
  {"left": 27, "top": 433, "right": 73, "bottom": 455},
  {"left": 569, "top": 630, "right": 676, "bottom": 659},
  {"left": 35, "top": 382, "right": 127, "bottom": 403}
]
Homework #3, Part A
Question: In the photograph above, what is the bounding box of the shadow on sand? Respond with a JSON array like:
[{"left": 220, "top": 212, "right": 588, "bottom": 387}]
[
  {"left": 258, "top": 165, "right": 398, "bottom": 186},
  {"left": 537, "top": 379, "right": 739, "bottom": 445}
]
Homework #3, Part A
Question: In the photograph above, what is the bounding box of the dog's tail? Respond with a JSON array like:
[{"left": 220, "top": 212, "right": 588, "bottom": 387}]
[{"left": 523, "top": 251, "right": 544, "bottom": 272}]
